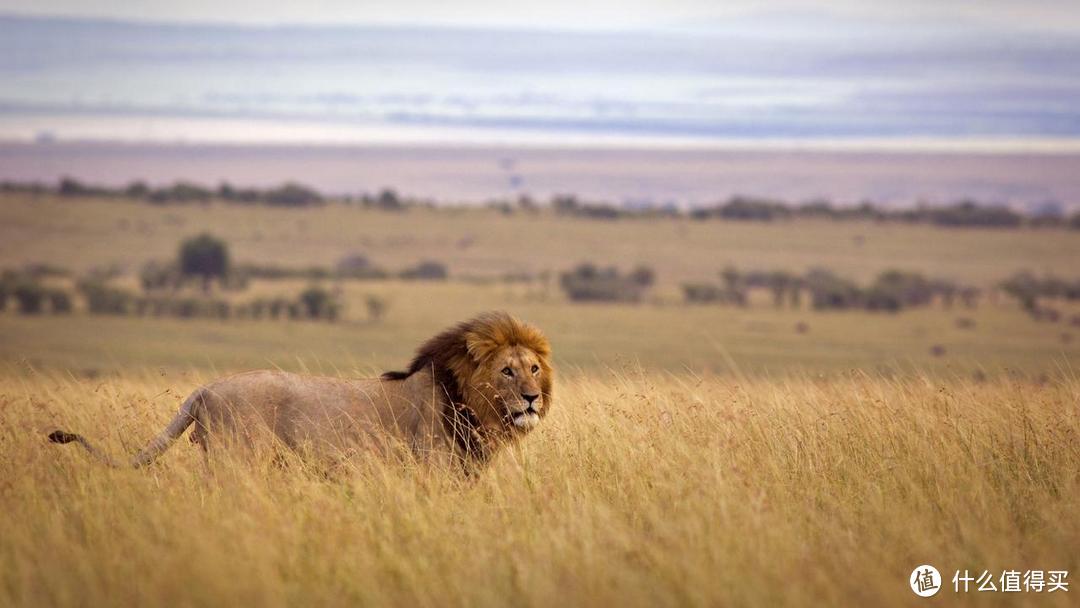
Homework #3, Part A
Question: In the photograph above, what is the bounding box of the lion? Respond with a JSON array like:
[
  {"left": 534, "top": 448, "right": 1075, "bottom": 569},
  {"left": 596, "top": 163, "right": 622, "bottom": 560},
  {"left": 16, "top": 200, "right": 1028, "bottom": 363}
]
[{"left": 48, "top": 311, "right": 553, "bottom": 472}]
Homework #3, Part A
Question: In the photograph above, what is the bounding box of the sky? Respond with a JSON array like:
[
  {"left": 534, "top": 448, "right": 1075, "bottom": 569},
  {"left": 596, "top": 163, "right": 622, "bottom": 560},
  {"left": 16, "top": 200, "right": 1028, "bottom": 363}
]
[
  {"left": 1, "top": 1, "right": 1079, "bottom": 149},
  {"left": 2, "top": 0, "right": 1080, "bottom": 31}
]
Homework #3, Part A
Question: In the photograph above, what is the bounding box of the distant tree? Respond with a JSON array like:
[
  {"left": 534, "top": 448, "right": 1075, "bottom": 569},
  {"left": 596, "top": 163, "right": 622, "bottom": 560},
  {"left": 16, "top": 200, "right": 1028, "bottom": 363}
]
[
  {"left": 218, "top": 181, "right": 260, "bottom": 203},
  {"left": 375, "top": 188, "right": 403, "bottom": 211},
  {"left": 78, "top": 280, "right": 134, "bottom": 315},
  {"left": 179, "top": 234, "right": 230, "bottom": 291},
  {"left": 560, "top": 264, "right": 649, "bottom": 303},
  {"left": 804, "top": 268, "right": 863, "bottom": 310},
  {"left": 336, "top": 253, "right": 387, "bottom": 279},
  {"left": 629, "top": 266, "right": 656, "bottom": 288},
  {"left": 929, "top": 201, "right": 1023, "bottom": 228},
  {"left": 150, "top": 181, "right": 212, "bottom": 204},
  {"left": 12, "top": 281, "right": 46, "bottom": 314},
  {"left": 1000, "top": 271, "right": 1040, "bottom": 313},
  {"left": 125, "top": 180, "right": 150, "bottom": 199},
  {"left": 58, "top": 176, "right": 90, "bottom": 197},
  {"left": 868, "top": 270, "right": 934, "bottom": 310},
  {"left": 47, "top": 290, "right": 73, "bottom": 314},
  {"left": 551, "top": 195, "right": 580, "bottom": 215},
  {"left": 299, "top": 286, "right": 341, "bottom": 320},
  {"left": 400, "top": 261, "right": 448, "bottom": 281},
  {"left": 719, "top": 266, "right": 741, "bottom": 292},
  {"left": 959, "top": 286, "right": 981, "bottom": 309},
  {"left": 716, "top": 196, "right": 790, "bottom": 221},
  {"left": 264, "top": 182, "right": 322, "bottom": 207},
  {"left": 768, "top": 271, "right": 796, "bottom": 307}
]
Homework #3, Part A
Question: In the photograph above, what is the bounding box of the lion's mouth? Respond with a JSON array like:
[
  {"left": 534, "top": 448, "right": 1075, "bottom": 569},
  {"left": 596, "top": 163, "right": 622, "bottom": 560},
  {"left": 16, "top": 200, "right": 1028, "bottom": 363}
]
[{"left": 510, "top": 405, "right": 541, "bottom": 430}]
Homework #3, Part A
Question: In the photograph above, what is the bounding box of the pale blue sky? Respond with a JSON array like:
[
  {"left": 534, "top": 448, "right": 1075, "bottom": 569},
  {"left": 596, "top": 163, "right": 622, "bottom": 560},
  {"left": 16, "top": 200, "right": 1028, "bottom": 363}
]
[
  {"left": 2, "top": 3, "right": 1079, "bottom": 148},
  {"left": 1, "top": 0, "right": 1078, "bottom": 31}
]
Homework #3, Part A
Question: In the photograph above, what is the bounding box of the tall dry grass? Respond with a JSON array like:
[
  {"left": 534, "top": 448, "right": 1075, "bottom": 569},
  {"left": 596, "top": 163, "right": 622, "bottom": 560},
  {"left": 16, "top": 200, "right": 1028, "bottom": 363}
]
[{"left": 1, "top": 367, "right": 1077, "bottom": 606}]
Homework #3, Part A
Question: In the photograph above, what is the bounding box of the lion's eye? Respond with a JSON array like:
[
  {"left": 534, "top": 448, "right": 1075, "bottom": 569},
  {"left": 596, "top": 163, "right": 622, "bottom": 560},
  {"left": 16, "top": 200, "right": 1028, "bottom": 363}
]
[
  {"left": 502, "top": 367, "right": 514, "bottom": 377},
  {"left": 531, "top": 364, "right": 539, "bottom": 374}
]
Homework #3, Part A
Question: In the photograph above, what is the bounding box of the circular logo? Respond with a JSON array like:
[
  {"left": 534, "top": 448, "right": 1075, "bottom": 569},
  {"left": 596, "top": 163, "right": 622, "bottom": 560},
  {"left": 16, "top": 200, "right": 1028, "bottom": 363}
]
[{"left": 910, "top": 565, "right": 942, "bottom": 597}]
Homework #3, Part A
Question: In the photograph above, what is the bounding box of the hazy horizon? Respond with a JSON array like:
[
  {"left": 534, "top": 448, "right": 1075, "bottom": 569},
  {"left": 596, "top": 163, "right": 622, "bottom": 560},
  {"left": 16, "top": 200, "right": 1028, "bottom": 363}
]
[{"left": 2, "top": 8, "right": 1079, "bottom": 150}]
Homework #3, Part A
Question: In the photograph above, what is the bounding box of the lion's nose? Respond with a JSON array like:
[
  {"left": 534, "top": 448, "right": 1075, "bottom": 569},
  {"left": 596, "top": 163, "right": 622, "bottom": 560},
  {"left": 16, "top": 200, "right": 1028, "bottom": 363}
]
[{"left": 522, "top": 393, "right": 540, "bottom": 405}]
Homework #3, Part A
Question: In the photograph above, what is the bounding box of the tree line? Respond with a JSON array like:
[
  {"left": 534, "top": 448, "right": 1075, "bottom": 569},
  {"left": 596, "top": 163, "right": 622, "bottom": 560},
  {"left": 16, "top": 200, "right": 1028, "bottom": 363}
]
[{"left": 4, "top": 178, "right": 1079, "bottom": 228}]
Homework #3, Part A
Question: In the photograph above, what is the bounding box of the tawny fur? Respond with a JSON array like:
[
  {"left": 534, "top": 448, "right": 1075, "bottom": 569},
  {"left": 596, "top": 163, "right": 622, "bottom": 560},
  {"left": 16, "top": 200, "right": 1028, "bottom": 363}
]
[{"left": 49, "top": 311, "right": 553, "bottom": 472}]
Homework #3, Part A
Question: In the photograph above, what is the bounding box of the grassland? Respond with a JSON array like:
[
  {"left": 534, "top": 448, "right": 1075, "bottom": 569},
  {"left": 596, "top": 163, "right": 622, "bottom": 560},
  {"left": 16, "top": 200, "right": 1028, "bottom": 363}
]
[
  {"left": 1, "top": 194, "right": 1079, "bottom": 606},
  {"left": 1, "top": 369, "right": 1077, "bottom": 607},
  {"left": 1, "top": 282, "right": 1078, "bottom": 377},
  {"left": 2, "top": 194, "right": 1078, "bottom": 376},
  {"left": 2, "top": 194, "right": 1079, "bottom": 285}
]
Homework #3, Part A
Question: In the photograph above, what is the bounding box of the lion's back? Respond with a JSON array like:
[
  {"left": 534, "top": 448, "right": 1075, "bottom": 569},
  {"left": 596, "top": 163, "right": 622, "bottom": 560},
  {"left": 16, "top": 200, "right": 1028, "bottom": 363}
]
[
  {"left": 193, "top": 369, "right": 432, "bottom": 454},
  {"left": 196, "top": 370, "right": 366, "bottom": 446}
]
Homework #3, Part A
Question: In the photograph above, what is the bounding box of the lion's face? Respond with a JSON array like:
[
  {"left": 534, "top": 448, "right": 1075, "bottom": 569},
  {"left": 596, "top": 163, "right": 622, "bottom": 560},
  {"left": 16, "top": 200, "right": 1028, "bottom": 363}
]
[{"left": 467, "top": 344, "right": 552, "bottom": 433}]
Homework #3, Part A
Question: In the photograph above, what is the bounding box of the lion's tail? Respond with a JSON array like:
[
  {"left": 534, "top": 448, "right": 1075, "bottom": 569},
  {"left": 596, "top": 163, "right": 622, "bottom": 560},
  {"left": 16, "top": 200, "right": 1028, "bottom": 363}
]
[{"left": 48, "top": 389, "right": 204, "bottom": 468}]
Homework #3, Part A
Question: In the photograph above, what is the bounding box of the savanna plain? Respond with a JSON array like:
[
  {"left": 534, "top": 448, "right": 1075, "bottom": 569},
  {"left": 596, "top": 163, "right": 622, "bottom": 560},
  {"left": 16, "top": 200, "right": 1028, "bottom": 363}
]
[{"left": 1, "top": 194, "right": 1078, "bottom": 606}]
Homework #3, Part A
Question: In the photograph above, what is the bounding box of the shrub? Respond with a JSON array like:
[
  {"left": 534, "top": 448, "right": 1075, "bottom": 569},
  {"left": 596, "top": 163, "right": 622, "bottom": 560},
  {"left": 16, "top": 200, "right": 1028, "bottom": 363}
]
[
  {"left": 125, "top": 181, "right": 150, "bottom": 198},
  {"left": 560, "top": 264, "right": 648, "bottom": 303},
  {"left": 287, "top": 302, "right": 303, "bottom": 320},
  {"left": 299, "top": 286, "right": 332, "bottom": 319},
  {"left": 268, "top": 299, "right": 289, "bottom": 320},
  {"left": 928, "top": 201, "right": 1023, "bottom": 228},
  {"left": 400, "top": 261, "right": 448, "bottom": 281},
  {"left": 1000, "top": 271, "right": 1041, "bottom": 312},
  {"left": 263, "top": 182, "right": 322, "bottom": 207},
  {"left": 149, "top": 182, "right": 213, "bottom": 204},
  {"left": 719, "top": 196, "right": 790, "bottom": 221},
  {"left": 210, "top": 300, "right": 231, "bottom": 319},
  {"left": 863, "top": 286, "right": 903, "bottom": 312},
  {"left": 692, "top": 196, "right": 790, "bottom": 221},
  {"left": 682, "top": 283, "right": 724, "bottom": 304},
  {"left": 58, "top": 177, "right": 94, "bottom": 197},
  {"left": 246, "top": 299, "right": 264, "bottom": 319},
  {"left": 804, "top": 269, "right": 863, "bottom": 310},
  {"left": 78, "top": 281, "right": 134, "bottom": 315},
  {"left": 140, "top": 261, "right": 183, "bottom": 292},
  {"left": 170, "top": 298, "right": 200, "bottom": 319},
  {"left": 336, "top": 254, "right": 388, "bottom": 280},
  {"left": 13, "top": 281, "right": 47, "bottom": 315},
  {"left": 629, "top": 266, "right": 656, "bottom": 288},
  {"left": 866, "top": 270, "right": 934, "bottom": 311},
  {"left": 47, "top": 290, "right": 73, "bottom": 314},
  {"left": 373, "top": 189, "right": 403, "bottom": 211}
]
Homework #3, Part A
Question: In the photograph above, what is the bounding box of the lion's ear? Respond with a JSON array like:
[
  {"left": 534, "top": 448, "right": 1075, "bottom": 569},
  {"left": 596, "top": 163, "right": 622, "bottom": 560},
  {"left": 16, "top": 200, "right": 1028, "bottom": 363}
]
[{"left": 464, "top": 331, "right": 500, "bottom": 362}]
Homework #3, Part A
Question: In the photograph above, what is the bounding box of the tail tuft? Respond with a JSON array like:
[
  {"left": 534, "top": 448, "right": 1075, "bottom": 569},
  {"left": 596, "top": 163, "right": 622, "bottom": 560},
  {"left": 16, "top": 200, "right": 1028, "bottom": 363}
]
[{"left": 48, "top": 430, "right": 80, "bottom": 444}]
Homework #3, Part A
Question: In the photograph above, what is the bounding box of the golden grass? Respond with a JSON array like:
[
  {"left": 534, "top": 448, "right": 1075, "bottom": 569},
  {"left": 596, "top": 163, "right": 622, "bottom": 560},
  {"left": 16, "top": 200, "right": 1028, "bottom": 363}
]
[
  {"left": 3, "top": 194, "right": 1080, "bottom": 286},
  {"left": 2, "top": 367, "right": 1077, "bottom": 607},
  {"left": 2, "top": 280, "right": 1078, "bottom": 375}
]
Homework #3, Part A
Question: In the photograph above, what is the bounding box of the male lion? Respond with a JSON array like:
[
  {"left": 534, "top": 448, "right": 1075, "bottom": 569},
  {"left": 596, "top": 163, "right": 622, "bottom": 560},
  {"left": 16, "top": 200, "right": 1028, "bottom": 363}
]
[{"left": 48, "top": 311, "right": 553, "bottom": 472}]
